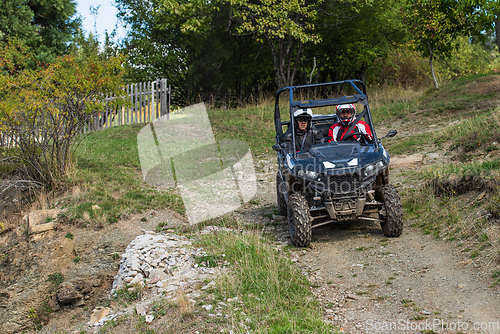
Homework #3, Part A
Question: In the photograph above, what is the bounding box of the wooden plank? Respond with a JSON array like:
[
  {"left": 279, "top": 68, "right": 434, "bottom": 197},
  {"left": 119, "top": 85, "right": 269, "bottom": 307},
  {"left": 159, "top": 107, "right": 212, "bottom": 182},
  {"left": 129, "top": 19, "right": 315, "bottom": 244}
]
[
  {"left": 155, "top": 80, "right": 159, "bottom": 119},
  {"left": 135, "top": 83, "right": 139, "bottom": 124},
  {"left": 147, "top": 81, "right": 151, "bottom": 123},
  {"left": 143, "top": 81, "right": 146, "bottom": 122},
  {"left": 127, "top": 84, "right": 131, "bottom": 125},
  {"left": 139, "top": 82, "right": 143, "bottom": 123},
  {"left": 132, "top": 83, "right": 135, "bottom": 124},
  {"left": 104, "top": 94, "right": 111, "bottom": 128},
  {"left": 160, "top": 79, "right": 164, "bottom": 116}
]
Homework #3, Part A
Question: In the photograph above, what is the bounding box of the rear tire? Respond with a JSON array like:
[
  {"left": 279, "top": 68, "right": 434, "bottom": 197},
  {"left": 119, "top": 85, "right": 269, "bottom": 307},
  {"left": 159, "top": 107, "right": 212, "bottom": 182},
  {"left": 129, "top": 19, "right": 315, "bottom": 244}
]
[
  {"left": 378, "top": 185, "right": 403, "bottom": 237},
  {"left": 288, "top": 194, "right": 312, "bottom": 247},
  {"left": 276, "top": 172, "right": 287, "bottom": 216}
]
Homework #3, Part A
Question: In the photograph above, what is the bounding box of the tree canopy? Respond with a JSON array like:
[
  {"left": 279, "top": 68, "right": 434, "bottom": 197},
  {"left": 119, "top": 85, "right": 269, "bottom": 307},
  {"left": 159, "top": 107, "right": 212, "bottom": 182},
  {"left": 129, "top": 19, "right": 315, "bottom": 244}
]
[
  {"left": 0, "top": 0, "right": 80, "bottom": 64},
  {"left": 2, "top": 0, "right": 496, "bottom": 105},
  {"left": 404, "top": 0, "right": 478, "bottom": 88}
]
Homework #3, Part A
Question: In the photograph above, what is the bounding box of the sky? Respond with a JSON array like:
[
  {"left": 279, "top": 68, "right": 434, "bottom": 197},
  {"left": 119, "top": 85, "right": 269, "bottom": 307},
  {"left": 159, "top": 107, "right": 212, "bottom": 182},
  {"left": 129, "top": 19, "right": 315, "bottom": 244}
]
[{"left": 75, "top": 0, "right": 127, "bottom": 43}]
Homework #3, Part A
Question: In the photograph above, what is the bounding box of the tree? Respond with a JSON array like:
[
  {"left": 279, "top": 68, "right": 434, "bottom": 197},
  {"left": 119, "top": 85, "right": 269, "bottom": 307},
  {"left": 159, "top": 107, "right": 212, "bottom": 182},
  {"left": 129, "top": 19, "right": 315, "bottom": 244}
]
[
  {"left": 0, "top": 0, "right": 80, "bottom": 65},
  {"left": 0, "top": 0, "right": 40, "bottom": 48},
  {"left": 304, "top": 0, "right": 408, "bottom": 84},
  {"left": 228, "top": 0, "right": 321, "bottom": 87},
  {"left": 466, "top": 0, "right": 500, "bottom": 52},
  {"left": 404, "top": 0, "right": 476, "bottom": 88},
  {"left": 158, "top": 0, "right": 321, "bottom": 88},
  {"left": 0, "top": 38, "right": 126, "bottom": 188},
  {"left": 117, "top": 0, "right": 274, "bottom": 104}
]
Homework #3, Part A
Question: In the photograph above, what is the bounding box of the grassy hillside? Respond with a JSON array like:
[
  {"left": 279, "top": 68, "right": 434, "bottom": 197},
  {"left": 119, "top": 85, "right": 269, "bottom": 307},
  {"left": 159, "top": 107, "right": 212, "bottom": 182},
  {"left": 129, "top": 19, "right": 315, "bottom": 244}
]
[
  {"left": 373, "top": 74, "right": 500, "bottom": 280},
  {"left": 48, "top": 73, "right": 500, "bottom": 332},
  {"left": 67, "top": 72, "right": 500, "bottom": 249}
]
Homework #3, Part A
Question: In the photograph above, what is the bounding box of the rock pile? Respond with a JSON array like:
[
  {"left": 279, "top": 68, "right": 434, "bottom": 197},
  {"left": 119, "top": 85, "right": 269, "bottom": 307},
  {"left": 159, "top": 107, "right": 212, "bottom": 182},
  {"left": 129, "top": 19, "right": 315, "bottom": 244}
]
[{"left": 89, "top": 229, "right": 227, "bottom": 327}]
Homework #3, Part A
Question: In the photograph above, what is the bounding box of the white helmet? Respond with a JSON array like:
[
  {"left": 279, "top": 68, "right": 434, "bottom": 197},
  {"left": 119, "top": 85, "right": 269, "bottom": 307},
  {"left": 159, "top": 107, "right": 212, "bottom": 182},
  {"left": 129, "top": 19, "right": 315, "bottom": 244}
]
[
  {"left": 293, "top": 108, "right": 313, "bottom": 121},
  {"left": 336, "top": 104, "right": 356, "bottom": 127}
]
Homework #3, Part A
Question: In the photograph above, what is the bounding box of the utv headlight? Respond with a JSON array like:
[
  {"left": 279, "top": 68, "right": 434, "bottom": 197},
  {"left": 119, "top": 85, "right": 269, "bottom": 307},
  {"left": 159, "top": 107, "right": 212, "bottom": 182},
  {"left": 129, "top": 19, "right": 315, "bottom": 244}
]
[
  {"left": 362, "top": 160, "right": 384, "bottom": 178},
  {"left": 297, "top": 169, "right": 318, "bottom": 179}
]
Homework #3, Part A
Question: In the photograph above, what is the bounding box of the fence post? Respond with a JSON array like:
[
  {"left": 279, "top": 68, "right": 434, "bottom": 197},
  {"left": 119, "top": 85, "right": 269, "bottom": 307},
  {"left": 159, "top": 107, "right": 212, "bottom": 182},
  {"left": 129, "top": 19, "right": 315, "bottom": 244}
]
[
  {"left": 128, "top": 83, "right": 132, "bottom": 125},
  {"left": 159, "top": 80, "right": 163, "bottom": 117},
  {"left": 168, "top": 84, "right": 171, "bottom": 115},
  {"left": 160, "top": 78, "right": 167, "bottom": 116},
  {"left": 134, "top": 83, "right": 138, "bottom": 124},
  {"left": 147, "top": 81, "right": 151, "bottom": 123}
]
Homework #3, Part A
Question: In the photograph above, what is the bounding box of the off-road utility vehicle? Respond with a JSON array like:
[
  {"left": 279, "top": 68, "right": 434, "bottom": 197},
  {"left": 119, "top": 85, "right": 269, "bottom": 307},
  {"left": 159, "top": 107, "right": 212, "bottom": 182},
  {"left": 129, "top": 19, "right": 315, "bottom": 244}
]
[{"left": 272, "top": 80, "right": 403, "bottom": 247}]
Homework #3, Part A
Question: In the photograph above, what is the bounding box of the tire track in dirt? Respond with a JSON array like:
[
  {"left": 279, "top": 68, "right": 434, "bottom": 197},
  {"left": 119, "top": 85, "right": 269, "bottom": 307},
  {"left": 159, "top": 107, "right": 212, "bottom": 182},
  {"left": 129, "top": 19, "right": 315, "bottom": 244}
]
[
  {"left": 291, "top": 220, "right": 500, "bottom": 333},
  {"left": 254, "top": 158, "right": 500, "bottom": 334}
]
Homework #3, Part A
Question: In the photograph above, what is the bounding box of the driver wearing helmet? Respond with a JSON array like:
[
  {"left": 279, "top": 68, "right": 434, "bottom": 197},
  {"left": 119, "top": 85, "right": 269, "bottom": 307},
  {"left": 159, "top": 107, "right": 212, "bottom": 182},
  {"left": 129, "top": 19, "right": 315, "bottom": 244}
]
[
  {"left": 328, "top": 104, "right": 373, "bottom": 143},
  {"left": 284, "top": 108, "right": 325, "bottom": 152}
]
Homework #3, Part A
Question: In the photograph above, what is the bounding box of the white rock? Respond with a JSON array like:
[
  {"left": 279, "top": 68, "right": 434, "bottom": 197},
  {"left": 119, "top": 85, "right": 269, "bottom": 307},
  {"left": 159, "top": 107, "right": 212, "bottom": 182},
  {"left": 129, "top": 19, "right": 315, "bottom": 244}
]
[
  {"left": 166, "top": 285, "right": 178, "bottom": 292},
  {"left": 150, "top": 268, "right": 168, "bottom": 281},
  {"left": 130, "top": 274, "right": 144, "bottom": 285},
  {"left": 136, "top": 304, "right": 147, "bottom": 316}
]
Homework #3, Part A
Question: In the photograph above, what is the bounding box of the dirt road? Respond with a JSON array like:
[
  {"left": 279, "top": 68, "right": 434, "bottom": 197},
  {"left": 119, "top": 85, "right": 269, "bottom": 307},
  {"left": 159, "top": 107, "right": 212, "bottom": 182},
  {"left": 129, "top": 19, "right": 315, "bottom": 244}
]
[{"left": 253, "top": 155, "right": 500, "bottom": 334}]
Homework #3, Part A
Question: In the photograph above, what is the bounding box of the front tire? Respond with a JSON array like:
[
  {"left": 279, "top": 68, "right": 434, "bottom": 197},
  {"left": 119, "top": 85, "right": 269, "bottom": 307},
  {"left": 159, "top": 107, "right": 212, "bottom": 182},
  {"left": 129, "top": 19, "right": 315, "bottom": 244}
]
[
  {"left": 378, "top": 185, "right": 404, "bottom": 237},
  {"left": 276, "top": 172, "right": 287, "bottom": 216},
  {"left": 288, "top": 194, "right": 312, "bottom": 247}
]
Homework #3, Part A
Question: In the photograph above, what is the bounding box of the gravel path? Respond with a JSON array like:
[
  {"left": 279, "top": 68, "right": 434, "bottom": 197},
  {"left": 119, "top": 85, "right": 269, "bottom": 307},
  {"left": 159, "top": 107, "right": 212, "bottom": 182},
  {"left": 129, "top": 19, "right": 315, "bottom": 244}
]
[
  {"left": 251, "top": 154, "right": 500, "bottom": 334},
  {"left": 283, "top": 222, "right": 500, "bottom": 334}
]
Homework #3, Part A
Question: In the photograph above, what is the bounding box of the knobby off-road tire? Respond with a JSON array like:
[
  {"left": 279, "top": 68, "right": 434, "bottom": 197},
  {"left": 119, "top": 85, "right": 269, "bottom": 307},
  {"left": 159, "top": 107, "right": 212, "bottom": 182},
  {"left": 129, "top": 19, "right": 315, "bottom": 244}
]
[
  {"left": 288, "top": 193, "right": 312, "bottom": 247},
  {"left": 378, "top": 184, "right": 404, "bottom": 237},
  {"left": 276, "top": 172, "right": 287, "bottom": 216}
]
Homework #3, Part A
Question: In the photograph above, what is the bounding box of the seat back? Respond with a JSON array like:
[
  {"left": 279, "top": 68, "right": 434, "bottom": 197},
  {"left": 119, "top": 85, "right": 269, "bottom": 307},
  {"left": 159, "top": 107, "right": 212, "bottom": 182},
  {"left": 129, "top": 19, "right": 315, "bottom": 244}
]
[{"left": 312, "top": 116, "right": 337, "bottom": 139}]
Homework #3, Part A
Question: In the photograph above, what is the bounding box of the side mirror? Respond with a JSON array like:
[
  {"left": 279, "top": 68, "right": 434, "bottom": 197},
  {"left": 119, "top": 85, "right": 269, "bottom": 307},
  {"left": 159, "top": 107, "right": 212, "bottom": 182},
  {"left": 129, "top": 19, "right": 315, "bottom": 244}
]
[
  {"left": 272, "top": 144, "right": 281, "bottom": 151},
  {"left": 380, "top": 130, "right": 397, "bottom": 140}
]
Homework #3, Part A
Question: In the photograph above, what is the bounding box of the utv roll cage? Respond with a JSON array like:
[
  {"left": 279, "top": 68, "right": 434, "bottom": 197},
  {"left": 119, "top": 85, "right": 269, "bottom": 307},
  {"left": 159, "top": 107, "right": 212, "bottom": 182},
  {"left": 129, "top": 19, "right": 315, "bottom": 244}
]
[{"left": 274, "top": 80, "right": 379, "bottom": 154}]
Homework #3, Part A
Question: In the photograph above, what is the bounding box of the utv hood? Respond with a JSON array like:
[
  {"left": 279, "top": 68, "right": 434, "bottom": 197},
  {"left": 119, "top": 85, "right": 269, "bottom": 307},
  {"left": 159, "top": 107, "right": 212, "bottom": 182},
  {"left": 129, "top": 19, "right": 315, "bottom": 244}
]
[{"left": 291, "top": 141, "right": 386, "bottom": 172}]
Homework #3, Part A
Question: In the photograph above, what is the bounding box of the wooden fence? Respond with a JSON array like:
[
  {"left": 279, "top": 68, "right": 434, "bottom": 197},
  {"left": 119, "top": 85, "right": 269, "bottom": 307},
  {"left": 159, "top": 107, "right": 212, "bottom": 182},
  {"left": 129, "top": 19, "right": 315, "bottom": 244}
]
[
  {"left": 0, "top": 79, "right": 171, "bottom": 148},
  {"left": 85, "top": 78, "right": 171, "bottom": 132}
]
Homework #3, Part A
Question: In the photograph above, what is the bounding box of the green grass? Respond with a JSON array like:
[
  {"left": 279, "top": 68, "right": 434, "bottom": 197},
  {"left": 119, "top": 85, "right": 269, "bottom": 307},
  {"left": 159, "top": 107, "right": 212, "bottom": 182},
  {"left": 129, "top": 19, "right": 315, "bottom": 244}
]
[
  {"left": 207, "top": 103, "right": 276, "bottom": 157},
  {"left": 65, "top": 124, "right": 184, "bottom": 224},
  {"left": 195, "top": 230, "right": 338, "bottom": 333},
  {"left": 369, "top": 85, "right": 424, "bottom": 123},
  {"left": 113, "top": 284, "right": 142, "bottom": 307},
  {"left": 47, "top": 272, "right": 64, "bottom": 286},
  {"left": 401, "top": 299, "right": 413, "bottom": 307}
]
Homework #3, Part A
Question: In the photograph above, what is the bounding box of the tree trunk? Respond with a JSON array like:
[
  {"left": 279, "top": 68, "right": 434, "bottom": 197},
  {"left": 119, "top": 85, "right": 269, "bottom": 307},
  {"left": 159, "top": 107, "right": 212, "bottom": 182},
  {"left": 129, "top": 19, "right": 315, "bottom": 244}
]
[
  {"left": 428, "top": 41, "right": 438, "bottom": 89},
  {"left": 495, "top": 15, "right": 500, "bottom": 52},
  {"left": 265, "top": 35, "right": 302, "bottom": 88}
]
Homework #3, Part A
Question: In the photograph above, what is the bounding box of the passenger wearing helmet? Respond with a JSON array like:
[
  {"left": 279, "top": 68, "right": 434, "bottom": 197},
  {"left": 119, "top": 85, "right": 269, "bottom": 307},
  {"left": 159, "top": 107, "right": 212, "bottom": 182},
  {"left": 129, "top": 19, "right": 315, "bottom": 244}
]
[
  {"left": 284, "top": 108, "right": 325, "bottom": 152},
  {"left": 328, "top": 104, "right": 373, "bottom": 143}
]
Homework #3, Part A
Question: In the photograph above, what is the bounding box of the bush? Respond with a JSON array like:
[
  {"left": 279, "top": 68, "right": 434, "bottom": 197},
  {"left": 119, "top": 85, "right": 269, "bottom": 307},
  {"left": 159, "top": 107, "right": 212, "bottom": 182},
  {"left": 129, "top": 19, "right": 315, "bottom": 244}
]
[
  {"left": 435, "top": 36, "right": 499, "bottom": 80},
  {"left": 367, "top": 47, "right": 432, "bottom": 88},
  {"left": 0, "top": 39, "right": 127, "bottom": 188}
]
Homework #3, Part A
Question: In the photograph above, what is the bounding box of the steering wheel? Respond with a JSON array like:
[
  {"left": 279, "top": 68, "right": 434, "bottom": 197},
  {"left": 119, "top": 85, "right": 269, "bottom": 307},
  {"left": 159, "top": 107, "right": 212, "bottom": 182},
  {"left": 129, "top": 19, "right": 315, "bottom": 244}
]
[{"left": 342, "top": 132, "right": 367, "bottom": 142}]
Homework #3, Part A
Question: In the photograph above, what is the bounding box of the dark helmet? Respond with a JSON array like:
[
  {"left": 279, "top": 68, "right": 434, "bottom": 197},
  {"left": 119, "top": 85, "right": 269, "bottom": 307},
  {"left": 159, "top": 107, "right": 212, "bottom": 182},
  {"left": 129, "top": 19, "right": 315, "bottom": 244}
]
[{"left": 336, "top": 104, "right": 356, "bottom": 127}]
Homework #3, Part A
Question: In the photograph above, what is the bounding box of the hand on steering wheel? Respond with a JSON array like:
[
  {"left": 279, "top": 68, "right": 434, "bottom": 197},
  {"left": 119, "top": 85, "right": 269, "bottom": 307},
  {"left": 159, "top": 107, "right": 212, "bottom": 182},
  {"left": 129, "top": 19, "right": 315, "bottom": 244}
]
[{"left": 342, "top": 132, "right": 366, "bottom": 141}]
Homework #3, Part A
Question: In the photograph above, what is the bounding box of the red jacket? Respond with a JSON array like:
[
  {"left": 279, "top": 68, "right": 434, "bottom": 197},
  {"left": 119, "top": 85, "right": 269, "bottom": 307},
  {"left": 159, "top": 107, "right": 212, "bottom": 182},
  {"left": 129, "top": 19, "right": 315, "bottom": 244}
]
[{"left": 328, "top": 121, "right": 373, "bottom": 142}]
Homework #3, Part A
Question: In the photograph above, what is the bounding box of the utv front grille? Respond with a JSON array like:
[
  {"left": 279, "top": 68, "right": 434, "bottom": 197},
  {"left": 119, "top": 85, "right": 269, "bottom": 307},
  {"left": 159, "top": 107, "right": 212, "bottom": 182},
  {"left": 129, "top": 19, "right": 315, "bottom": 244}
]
[{"left": 328, "top": 173, "right": 360, "bottom": 197}]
